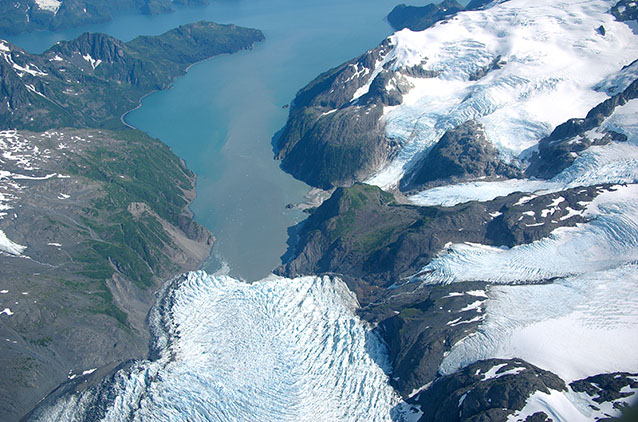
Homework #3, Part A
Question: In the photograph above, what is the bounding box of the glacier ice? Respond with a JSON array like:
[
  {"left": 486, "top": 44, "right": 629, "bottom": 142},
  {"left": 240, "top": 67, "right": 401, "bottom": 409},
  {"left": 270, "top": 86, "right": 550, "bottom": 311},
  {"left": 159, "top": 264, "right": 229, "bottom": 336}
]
[
  {"left": 414, "top": 184, "right": 638, "bottom": 285},
  {"left": 32, "top": 273, "right": 401, "bottom": 421},
  {"left": 409, "top": 99, "right": 638, "bottom": 207},
  {"left": 440, "top": 262, "right": 638, "bottom": 382},
  {"left": 362, "top": 0, "right": 638, "bottom": 189}
]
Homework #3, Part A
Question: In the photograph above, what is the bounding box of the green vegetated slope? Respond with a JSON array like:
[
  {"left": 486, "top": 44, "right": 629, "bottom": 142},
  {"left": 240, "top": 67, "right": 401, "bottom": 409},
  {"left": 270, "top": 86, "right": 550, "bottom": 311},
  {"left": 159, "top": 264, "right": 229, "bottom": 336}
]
[
  {"left": 0, "top": 22, "right": 263, "bottom": 420},
  {"left": 1, "top": 21, "right": 264, "bottom": 130}
]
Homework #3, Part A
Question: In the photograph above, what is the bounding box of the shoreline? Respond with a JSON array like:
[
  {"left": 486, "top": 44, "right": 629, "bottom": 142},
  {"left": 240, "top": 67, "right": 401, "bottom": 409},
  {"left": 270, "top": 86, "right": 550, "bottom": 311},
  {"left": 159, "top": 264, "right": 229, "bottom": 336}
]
[{"left": 119, "top": 44, "right": 261, "bottom": 130}]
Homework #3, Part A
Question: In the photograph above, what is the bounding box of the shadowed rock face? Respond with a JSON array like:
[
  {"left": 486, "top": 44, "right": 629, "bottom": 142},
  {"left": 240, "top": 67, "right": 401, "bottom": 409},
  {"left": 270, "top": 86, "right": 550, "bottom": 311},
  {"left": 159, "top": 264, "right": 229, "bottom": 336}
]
[
  {"left": 402, "top": 362, "right": 638, "bottom": 422},
  {"left": 373, "top": 281, "right": 489, "bottom": 397},
  {"left": 570, "top": 373, "right": 638, "bottom": 412},
  {"left": 275, "top": 40, "right": 398, "bottom": 189},
  {"left": 279, "top": 102, "right": 389, "bottom": 189},
  {"left": 401, "top": 120, "right": 522, "bottom": 192},
  {"left": 611, "top": 0, "right": 638, "bottom": 22}
]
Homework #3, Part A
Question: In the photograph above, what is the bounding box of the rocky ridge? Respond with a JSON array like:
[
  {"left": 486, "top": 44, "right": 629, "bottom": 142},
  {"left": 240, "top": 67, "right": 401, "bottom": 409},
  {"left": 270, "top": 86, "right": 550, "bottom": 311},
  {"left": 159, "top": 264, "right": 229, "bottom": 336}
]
[
  {"left": 0, "top": 21, "right": 264, "bottom": 130},
  {"left": 0, "top": 0, "right": 209, "bottom": 36}
]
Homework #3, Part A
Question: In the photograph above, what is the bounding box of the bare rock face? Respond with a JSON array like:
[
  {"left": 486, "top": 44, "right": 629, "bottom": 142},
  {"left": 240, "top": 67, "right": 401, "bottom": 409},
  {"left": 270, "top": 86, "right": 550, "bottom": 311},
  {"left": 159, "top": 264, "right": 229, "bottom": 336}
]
[
  {"left": 374, "top": 281, "right": 489, "bottom": 397},
  {"left": 401, "top": 120, "right": 522, "bottom": 192},
  {"left": 402, "top": 363, "right": 638, "bottom": 422},
  {"left": 277, "top": 182, "right": 605, "bottom": 305},
  {"left": 275, "top": 40, "right": 397, "bottom": 189},
  {"left": 405, "top": 358, "right": 567, "bottom": 422}
]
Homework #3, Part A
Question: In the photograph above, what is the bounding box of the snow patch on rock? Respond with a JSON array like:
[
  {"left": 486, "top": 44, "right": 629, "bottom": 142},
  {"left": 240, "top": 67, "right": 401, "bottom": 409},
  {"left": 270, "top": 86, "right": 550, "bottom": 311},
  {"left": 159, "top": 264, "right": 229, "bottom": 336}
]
[{"left": 35, "top": 0, "right": 61, "bottom": 14}]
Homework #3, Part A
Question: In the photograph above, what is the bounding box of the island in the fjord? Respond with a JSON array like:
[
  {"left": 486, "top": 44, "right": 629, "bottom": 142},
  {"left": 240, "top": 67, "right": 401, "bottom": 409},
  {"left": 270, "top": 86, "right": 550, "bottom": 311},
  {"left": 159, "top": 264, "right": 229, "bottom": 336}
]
[
  {"left": 0, "top": 21, "right": 263, "bottom": 420},
  {"left": 274, "top": 0, "right": 638, "bottom": 420},
  {"left": 0, "top": 0, "right": 209, "bottom": 36}
]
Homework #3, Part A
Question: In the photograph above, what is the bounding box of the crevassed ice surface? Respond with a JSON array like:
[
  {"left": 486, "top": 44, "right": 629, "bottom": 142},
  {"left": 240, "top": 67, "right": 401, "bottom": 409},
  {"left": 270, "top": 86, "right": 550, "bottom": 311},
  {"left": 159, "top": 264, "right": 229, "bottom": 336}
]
[
  {"left": 409, "top": 99, "right": 638, "bottom": 207},
  {"left": 440, "top": 262, "right": 638, "bottom": 383},
  {"left": 424, "top": 185, "right": 638, "bottom": 420},
  {"left": 415, "top": 184, "right": 638, "bottom": 285},
  {"left": 33, "top": 273, "right": 401, "bottom": 421},
  {"left": 363, "top": 0, "right": 638, "bottom": 188}
]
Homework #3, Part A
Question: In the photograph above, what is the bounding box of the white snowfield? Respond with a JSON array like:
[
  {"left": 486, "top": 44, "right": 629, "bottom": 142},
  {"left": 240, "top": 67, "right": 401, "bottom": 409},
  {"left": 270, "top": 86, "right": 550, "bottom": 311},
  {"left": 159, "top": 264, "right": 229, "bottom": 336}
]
[
  {"left": 359, "top": 0, "right": 638, "bottom": 189},
  {"left": 441, "top": 263, "right": 638, "bottom": 422},
  {"left": 34, "top": 0, "right": 61, "bottom": 14},
  {"left": 0, "top": 41, "right": 48, "bottom": 79},
  {"left": 36, "top": 273, "right": 407, "bottom": 421},
  {"left": 409, "top": 98, "right": 638, "bottom": 207}
]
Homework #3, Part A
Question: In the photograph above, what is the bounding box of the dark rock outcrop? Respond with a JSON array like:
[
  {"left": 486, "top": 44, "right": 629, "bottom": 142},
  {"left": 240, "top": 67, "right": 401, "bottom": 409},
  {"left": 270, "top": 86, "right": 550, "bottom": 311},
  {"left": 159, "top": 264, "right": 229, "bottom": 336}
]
[
  {"left": 275, "top": 41, "right": 400, "bottom": 188},
  {"left": 570, "top": 372, "right": 638, "bottom": 408},
  {"left": 277, "top": 183, "right": 607, "bottom": 304},
  {"left": 374, "top": 281, "right": 489, "bottom": 397},
  {"left": 404, "top": 358, "right": 566, "bottom": 422},
  {"left": 401, "top": 120, "right": 522, "bottom": 191},
  {"left": 527, "top": 77, "right": 637, "bottom": 179},
  {"left": 611, "top": 0, "right": 638, "bottom": 23},
  {"left": 400, "top": 366, "right": 638, "bottom": 422},
  {"left": 387, "top": 0, "right": 464, "bottom": 32}
]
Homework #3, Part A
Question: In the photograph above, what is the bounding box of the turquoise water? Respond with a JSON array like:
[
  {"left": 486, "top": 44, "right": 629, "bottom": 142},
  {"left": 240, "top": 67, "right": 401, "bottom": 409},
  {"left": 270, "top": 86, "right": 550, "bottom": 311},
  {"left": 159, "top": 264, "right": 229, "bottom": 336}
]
[{"left": 2, "top": 0, "right": 420, "bottom": 280}]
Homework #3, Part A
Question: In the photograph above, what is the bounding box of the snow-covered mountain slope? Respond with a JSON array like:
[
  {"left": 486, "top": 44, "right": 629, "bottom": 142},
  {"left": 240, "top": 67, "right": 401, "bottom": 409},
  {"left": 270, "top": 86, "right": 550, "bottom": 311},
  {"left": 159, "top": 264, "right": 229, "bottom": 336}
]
[
  {"left": 440, "top": 261, "right": 638, "bottom": 381},
  {"left": 275, "top": 3, "right": 638, "bottom": 419},
  {"left": 409, "top": 95, "right": 638, "bottom": 206},
  {"left": 277, "top": 0, "right": 638, "bottom": 191},
  {"left": 432, "top": 263, "right": 638, "bottom": 421},
  {"left": 368, "top": 0, "right": 638, "bottom": 188},
  {"left": 29, "top": 272, "right": 405, "bottom": 421},
  {"left": 408, "top": 180, "right": 638, "bottom": 420}
]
